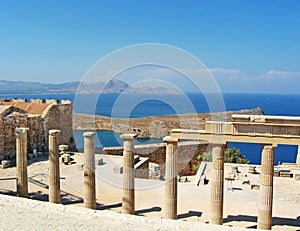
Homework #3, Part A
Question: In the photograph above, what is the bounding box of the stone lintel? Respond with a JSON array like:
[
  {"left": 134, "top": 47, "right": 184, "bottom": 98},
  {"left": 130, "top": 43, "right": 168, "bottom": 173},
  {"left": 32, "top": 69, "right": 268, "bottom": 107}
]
[
  {"left": 120, "top": 134, "right": 137, "bottom": 140},
  {"left": 83, "top": 132, "right": 95, "bottom": 138},
  {"left": 163, "top": 136, "right": 178, "bottom": 143}
]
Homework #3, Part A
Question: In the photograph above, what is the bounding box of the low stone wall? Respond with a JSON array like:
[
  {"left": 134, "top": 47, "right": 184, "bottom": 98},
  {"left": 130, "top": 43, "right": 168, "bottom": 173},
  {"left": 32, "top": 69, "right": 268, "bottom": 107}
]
[
  {"left": 0, "top": 194, "right": 254, "bottom": 231},
  {"left": 103, "top": 141, "right": 210, "bottom": 176},
  {"left": 134, "top": 157, "right": 150, "bottom": 179}
]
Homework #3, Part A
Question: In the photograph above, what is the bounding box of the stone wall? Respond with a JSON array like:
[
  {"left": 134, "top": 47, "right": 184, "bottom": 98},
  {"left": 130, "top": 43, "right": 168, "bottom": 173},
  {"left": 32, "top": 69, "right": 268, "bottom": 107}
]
[
  {"left": 41, "top": 101, "right": 73, "bottom": 148},
  {"left": 27, "top": 115, "right": 44, "bottom": 152},
  {"left": 103, "top": 141, "right": 210, "bottom": 176},
  {"left": 0, "top": 99, "right": 73, "bottom": 159},
  {"left": 134, "top": 157, "right": 150, "bottom": 179},
  {"left": 0, "top": 112, "right": 27, "bottom": 158}
]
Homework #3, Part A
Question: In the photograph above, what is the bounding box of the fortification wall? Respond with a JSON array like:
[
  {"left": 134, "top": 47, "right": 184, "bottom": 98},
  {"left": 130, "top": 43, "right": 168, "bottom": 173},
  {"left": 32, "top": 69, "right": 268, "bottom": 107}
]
[
  {"left": 41, "top": 101, "right": 73, "bottom": 146},
  {"left": 27, "top": 115, "right": 44, "bottom": 152},
  {"left": 103, "top": 141, "right": 210, "bottom": 176},
  {"left": 0, "top": 98, "right": 73, "bottom": 159}
]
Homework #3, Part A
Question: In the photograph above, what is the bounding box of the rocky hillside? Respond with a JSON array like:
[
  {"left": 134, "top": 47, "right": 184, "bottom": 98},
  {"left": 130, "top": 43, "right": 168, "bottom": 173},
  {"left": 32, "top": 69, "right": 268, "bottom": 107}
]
[{"left": 73, "top": 108, "right": 264, "bottom": 139}]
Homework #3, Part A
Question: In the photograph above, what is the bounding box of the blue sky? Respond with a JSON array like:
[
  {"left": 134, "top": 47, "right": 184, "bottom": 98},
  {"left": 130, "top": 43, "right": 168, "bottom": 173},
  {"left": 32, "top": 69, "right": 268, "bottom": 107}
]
[{"left": 0, "top": 0, "right": 300, "bottom": 93}]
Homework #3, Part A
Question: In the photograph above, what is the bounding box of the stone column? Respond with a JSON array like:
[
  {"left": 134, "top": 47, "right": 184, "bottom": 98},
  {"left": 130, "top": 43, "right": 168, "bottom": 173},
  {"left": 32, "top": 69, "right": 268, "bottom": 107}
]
[
  {"left": 258, "top": 144, "right": 275, "bottom": 230},
  {"left": 49, "top": 130, "right": 61, "bottom": 204},
  {"left": 210, "top": 143, "right": 226, "bottom": 225},
  {"left": 120, "top": 134, "right": 137, "bottom": 215},
  {"left": 296, "top": 146, "right": 300, "bottom": 165},
  {"left": 163, "top": 136, "right": 178, "bottom": 219},
  {"left": 83, "top": 132, "right": 96, "bottom": 209},
  {"left": 15, "top": 128, "right": 29, "bottom": 198}
]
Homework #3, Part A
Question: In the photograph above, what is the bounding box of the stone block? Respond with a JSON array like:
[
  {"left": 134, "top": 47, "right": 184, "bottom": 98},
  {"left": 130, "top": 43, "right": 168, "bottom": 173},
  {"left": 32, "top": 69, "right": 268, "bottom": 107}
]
[
  {"left": 97, "top": 158, "right": 104, "bottom": 166},
  {"left": 62, "top": 153, "right": 71, "bottom": 165},
  {"left": 1, "top": 160, "right": 10, "bottom": 168},
  {"left": 113, "top": 164, "right": 123, "bottom": 174},
  {"left": 280, "top": 170, "right": 292, "bottom": 177},
  {"left": 251, "top": 184, "right": 260, "bottom": 190}
]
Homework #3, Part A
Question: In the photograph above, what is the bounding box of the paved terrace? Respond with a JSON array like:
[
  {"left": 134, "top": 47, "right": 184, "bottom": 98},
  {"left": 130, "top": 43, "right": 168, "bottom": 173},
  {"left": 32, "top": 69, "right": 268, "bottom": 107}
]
[
  {"left": 0, "top": 193, "right": 259, "bottom": 231},
  {"left": 0, "top": 154, "right": 299, "bottom": 230}
]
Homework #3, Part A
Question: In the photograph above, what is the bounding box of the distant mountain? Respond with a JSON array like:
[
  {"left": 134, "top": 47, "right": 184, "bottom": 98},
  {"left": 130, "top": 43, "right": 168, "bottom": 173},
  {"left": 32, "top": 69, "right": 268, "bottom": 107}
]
[
  {"left": 0, "top": 80, "right": 80, "bottom": 94},
  {"left": 0, "top": 79, "right": 179, "bottom": 94}
]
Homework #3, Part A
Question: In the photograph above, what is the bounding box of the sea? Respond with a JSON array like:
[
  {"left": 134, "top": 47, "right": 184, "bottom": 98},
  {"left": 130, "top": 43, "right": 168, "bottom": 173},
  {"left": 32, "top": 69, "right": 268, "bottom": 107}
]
[{"left": 1, "top": 92, "right": 300, "bottom": 165}]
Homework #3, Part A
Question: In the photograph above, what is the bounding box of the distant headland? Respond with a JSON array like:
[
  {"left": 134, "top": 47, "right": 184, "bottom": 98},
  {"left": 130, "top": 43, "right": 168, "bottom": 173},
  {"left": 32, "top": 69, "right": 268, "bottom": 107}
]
[
  {"left": 73, "top": 108, "right": 264, "bottom": 139},
  {"left": 0, "top": 79, "right": 179, "bottom": 95}
]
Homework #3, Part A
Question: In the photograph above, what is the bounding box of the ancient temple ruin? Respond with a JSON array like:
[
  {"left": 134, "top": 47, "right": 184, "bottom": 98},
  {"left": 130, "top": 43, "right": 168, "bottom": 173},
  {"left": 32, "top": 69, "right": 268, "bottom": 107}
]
[
  {"left": 0, "top": 98, "right": 73, "bottom": 160},
  {"left": 169, "top": 114, "right": 300, "bottom": 230}
]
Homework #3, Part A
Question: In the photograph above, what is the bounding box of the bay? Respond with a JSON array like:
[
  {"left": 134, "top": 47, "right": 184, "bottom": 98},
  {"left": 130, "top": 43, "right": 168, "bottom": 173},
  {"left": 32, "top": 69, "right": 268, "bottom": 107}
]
[{"left": 1, "top": 93, "right": 300, "bottom": 164}]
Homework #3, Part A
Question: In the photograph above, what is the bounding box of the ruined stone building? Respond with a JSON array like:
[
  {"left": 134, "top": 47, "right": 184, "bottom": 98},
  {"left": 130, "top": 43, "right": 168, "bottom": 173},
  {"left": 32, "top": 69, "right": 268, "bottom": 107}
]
[{"left": 0, "top": 98, "right": 73, "bottom": 159}]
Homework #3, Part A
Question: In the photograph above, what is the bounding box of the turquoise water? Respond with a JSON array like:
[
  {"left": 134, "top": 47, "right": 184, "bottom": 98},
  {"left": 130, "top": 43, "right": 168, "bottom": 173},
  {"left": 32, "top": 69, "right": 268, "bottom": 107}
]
[{"left": 73, "top": 130, "right": 162, "bottom": 149}]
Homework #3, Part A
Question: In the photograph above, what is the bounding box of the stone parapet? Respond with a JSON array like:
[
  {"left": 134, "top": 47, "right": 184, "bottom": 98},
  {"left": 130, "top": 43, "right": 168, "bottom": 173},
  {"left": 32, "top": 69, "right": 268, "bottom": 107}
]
[{"left": 0, "top": 194, "right": 258, "bottom": 231}]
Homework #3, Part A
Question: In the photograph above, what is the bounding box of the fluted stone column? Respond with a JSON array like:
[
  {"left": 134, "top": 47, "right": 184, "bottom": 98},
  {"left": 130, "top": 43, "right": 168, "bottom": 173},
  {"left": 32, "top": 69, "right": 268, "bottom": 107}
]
[
  {"left": 163, "top": 136, "right": 178, "bottom": 219},
  {"left": 258, "top": 144, "right": 275, "bottom": 230},
  {"left": 15, "top": 128, "right": 29, "bottom": 198},
  {"left": 49, "top": 130, "right": 61, "bottom": 204},
  {"left": 120, "top": 134, "right": 137, "bottom": 215},
  {"left": 296, "top": 146, "right": 300, "bottom": 165},
  {"left": 83, "top": 132, "right": 96, "bottom": 209},
  {"left": 210, "top": 143, "right": 226, "bottom": 225}
]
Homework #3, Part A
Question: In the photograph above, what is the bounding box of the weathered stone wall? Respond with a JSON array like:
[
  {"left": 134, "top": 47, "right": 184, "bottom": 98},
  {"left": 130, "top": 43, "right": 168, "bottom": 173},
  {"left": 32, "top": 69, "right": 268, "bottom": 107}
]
[
  {"left": 0, "top": 99, "right": 73, "bottom": 159},
  {"left": 41, "top": 101, "right": 73, "bottom": 150},
  {"left": 0, "top": 112, "right": 27, "bottom": 158},
  {"left": 27, "top": 115, "right": 44, "bottom": 152},
  {"left": 103, "top": 141, "right": 210, "bottom": 176},
  {"left": 58, "top": 101, "right": 73, "bottom": 145}
]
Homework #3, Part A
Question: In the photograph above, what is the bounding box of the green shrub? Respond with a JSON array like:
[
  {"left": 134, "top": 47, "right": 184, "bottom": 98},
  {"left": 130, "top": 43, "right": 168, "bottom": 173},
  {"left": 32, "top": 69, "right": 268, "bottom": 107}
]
[{"left": 192, "top": 148, "right": 249, "bottom": 173}]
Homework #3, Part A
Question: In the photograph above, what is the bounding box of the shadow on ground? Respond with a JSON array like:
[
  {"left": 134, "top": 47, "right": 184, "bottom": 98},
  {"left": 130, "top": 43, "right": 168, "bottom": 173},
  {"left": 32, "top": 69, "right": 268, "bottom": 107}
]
[
  {"left": 135, "top": 206, "right": 162, "bottom": 216},
  {"left": 178, "top": 210, "right": 202, "bottom": 219},
  {"left": 224, "top": 214, "right": 300, "bottom": 229}
]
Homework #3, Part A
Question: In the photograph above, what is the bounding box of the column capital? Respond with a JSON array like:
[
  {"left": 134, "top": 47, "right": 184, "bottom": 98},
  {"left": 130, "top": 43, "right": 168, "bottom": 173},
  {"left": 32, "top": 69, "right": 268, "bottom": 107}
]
[
  {"left": 15, "top": 127, "right": 29, "bottom": 132},
  {"left": 261, "top": 143, "right": 277, "bottom": 148},
  {"left": 120, "top": 134, "right": 137, "bottom": 140},
  {"left": 49, "top": 129, "right": 61, "bottom": 136},
  {"left": 163, "top": 136, "right": 178, "bottom": 143},
  {"left": 15, "top": 127, "right": 29, "bottom": 137},
  {"left": 83, "top": 131, "right": 95, "bottom": 138}
]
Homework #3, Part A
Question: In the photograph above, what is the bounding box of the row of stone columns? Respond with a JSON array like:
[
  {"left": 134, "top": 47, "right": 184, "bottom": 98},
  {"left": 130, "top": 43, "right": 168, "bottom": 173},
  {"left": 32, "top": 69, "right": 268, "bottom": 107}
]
[
  {"left": 160, "top": 138, "right": 275, "bottom": 230},
  {"left": 119, "top": 134, "right": 180, "bottom": 219},
  {"left": 15, "top": 128, "right": 96, "bottom": 210},
  {"left": 15, "top": 129, "right": 275, "bottom": 229}
]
